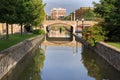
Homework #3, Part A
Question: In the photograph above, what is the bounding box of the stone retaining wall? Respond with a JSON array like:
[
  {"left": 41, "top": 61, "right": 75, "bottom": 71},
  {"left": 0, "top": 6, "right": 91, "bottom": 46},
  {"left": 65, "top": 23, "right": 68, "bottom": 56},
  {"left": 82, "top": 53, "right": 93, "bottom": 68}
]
[
  {"left": 76, "top": 35, "right": 120, "bottom": 71},
  {"left": 94, "top": 42, "right": 120, "bottom": 71},
  {"left": 0, "top": 35, "right": 44, "bottom": 79}
]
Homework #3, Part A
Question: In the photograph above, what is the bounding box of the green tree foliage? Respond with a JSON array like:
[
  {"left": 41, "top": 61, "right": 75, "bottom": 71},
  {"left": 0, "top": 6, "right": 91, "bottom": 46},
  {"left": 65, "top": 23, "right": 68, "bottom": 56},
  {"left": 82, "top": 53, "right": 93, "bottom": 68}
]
[
  {"left": 30, "top": 0, "right": 46, "bottom": 26},
  {"left": 15, "top": 0, "right": 46, "bottom": 26},
  {"left": 93, "top": 0, "right": 116, "bottom": 19},
  {"left": 16, "top": 0, "right": 46, "bottom": 35},
  {"left": 82, "top": 51, "right": 103, "bottom": 80},
  {"left": 0, "top": 0, "right": 17, "bottom": 39},
  {"left": 83, "top": 25, "right": 106, "bottom": 46},
  {"left": 18, "top": 48, "right": 45, "bottom": 80},
  {"left": 82, "top": 8, "right": 95, "bottom": 20},
  {"left": 63, "top": 15, "right": 71, "bottom": 20},
  {"left": 0, "top": 0, "right": 17, "bottom": 23},
  {"left": 94, "top": 0, "right": 120, "bottom": 41},
  {"left": 0, "top": 0, "right": 46, "bottom": 37}
]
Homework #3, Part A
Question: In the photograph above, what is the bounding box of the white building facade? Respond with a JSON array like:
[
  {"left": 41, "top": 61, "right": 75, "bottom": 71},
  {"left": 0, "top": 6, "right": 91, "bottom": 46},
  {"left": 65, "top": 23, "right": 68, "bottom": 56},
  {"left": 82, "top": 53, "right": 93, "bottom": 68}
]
[{"left": 51, "top": 8, "right": 66, "bottom": 20}]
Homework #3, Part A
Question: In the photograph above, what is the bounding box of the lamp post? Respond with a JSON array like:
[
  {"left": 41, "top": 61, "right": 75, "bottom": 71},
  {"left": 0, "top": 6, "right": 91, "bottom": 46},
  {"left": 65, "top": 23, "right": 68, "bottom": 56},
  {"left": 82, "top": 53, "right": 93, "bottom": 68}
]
[
  {"left": 71, "top": 13, "right": 72, "bottom": 21},
  {"left": 74, "top": 11, "right": 76, "bottom": 21},
  {"left": 76, "top": 19, "right": 79, "bottom": 35},
  {"left": 82, "top": 18, "right": 84, "bottom": 37}
]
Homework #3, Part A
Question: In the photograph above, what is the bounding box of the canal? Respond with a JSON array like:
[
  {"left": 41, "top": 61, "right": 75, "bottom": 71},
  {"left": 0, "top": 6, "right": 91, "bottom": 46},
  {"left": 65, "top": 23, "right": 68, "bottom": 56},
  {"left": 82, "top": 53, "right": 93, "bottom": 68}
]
[{"left": 1, "top": 31, "right": 120, "bottom": 80}]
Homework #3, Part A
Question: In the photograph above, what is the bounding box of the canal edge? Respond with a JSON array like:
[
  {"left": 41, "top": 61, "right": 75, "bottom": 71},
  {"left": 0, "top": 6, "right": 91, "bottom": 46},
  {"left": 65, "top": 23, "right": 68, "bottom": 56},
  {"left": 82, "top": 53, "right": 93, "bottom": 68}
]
[
  {"left": 75, "top": 34, "right": 120, "bottom": 71},
  {"left": 0, "top": 35, "right": 45, "bottom": 79}
]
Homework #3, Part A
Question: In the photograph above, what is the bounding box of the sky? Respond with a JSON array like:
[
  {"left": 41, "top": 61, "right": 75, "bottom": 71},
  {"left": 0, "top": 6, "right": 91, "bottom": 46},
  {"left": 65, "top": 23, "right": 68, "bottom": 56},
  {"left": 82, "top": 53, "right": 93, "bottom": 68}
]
[{"left": 43, "top": 0, "right": 100, "bottom": 15}]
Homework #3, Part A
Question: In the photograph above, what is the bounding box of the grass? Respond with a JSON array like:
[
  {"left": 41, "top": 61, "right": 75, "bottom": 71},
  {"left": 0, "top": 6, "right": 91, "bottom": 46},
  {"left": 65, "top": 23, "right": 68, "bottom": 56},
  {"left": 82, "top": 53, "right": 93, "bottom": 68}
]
[
  {"left": 107, "top": 42, "right": 120, "bottom": 49},
  {"left": 0, "top": 33, "right": 38, "bottom": 51}
]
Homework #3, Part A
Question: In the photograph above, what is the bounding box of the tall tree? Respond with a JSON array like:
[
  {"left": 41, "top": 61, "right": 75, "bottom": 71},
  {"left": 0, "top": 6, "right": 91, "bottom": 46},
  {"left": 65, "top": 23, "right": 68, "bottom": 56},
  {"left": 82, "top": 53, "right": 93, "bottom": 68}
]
[
  {"left": 15, "top": 0, "right": 29, "bottom": 36},
  {"left": 0, "top": 0, "right": 16, "bottom": 39},
  {"left": 93, "top": 0, "right": 116, "bottom": 21},
  {"left": 16, "top": 0, "right": 46, "bottom": 34},
  {"left": 94, "top": 0, "right": 120, "bottom": 41},
  {"left": 31, "top": 0, "right": 46, "bottom": 26},
  {"left": 0, "top": 0, "right": 46, "bottom": 37}
]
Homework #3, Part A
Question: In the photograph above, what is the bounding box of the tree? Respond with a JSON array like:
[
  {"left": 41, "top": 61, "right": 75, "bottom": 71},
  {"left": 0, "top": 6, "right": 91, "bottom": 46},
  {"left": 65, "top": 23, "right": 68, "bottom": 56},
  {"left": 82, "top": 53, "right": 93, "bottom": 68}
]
[
  {"left": 31, "top": 0, "right": 46, "bottom": 26},
  {"left": 0, "top": 0, "right": 17, "bottom": 39},
  {"left": 15, "top": 0, "right": 46, "bottom": 35},
  {"left": 63, "top": 15, "right": 71, "bottom": 20},
  {"left": 75, "top": 8, "right": 87, "bottom": 19},
  {"left": 93, "top": 0, "right": 116, "bottom": 19},
  {"left": 0, "top": 0, "right": 46, "bottom": 37},
  {"left": 94, "top": 0, "right": 120, "bottom": 41},
  {"left": 83, "top": 25, "right": 106, "bottom": 46}
]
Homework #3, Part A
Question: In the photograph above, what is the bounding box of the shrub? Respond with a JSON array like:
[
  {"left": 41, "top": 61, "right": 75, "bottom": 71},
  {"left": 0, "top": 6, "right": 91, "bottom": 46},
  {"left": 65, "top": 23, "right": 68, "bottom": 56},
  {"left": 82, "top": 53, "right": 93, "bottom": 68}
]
[
  {"left": 33, "top": 29, "right": 45, "bottom": 35},
  {"left": 83, "top": 25, "right": 106, "bottom": 46}
]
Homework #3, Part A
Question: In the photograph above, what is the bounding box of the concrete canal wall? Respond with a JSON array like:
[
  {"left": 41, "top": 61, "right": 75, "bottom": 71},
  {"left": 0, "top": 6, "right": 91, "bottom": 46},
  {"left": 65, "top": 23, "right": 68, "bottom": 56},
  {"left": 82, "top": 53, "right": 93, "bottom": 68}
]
[
  {"left": 76, "top": 36, "right": 120, "bottom": 71},
  {"left": 0, "top": 35, "right": 44, "bottom": 79}
]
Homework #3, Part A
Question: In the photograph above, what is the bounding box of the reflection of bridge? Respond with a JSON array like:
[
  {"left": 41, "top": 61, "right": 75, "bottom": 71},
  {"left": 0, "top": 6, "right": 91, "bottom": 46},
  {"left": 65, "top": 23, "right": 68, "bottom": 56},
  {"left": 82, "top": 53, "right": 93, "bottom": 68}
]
[
  {"left": 42, "top": 33, "right": 81, "bottom": 47},
  {"left": 43, "top": 20, "right": 98, "bottom": 33},
  {"left": 41, "top": 33, "right": 82, "bottom": 54},
  {"left": 41, "top": 40, "right": 82, "bottom": 54},
  {"left": 42, "top": 41, "right": 81, "bottom": 47}
]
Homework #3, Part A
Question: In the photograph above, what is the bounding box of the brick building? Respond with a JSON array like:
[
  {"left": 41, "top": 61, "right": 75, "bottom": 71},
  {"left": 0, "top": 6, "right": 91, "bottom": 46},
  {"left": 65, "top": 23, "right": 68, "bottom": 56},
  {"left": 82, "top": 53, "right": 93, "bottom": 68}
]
[
  {"left": 75, "top": 7, "right": 94, "bottom": 19},
  {"left": 51, "top": 8, "right": 66, "bottom": 20}
]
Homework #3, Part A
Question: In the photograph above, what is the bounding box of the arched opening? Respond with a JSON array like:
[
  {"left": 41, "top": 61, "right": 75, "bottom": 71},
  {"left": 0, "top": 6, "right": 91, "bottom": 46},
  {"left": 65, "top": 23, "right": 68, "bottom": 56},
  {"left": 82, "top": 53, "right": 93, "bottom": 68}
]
[
  {"left": 46, "top": 23, "right": 73, "bottom": 33},
  {"left": 45, "top": 23, "right": 73, "bottom": 41}
]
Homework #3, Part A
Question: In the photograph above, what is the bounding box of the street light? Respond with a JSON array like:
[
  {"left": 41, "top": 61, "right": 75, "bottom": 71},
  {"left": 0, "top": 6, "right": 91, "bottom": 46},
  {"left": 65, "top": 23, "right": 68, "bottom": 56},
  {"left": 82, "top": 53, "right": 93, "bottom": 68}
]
[
  {"left": 76, "top": 19, "right": 79, "bottom": 35},
  {"left": 71, "top": 13, "right": 72, "bottom": 21},
  {"left": 82, "top": 18, "right": 84, "bottom": 37},
  {"left": 74, "top": 11, "right": 76, "bottom": 21}
]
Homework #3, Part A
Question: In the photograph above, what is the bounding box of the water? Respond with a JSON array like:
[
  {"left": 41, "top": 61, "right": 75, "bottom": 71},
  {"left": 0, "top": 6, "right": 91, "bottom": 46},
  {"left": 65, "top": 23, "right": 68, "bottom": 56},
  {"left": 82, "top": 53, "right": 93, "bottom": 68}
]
[
  {"left": 41, "top": 46, "right": 94, "bottom": 80},
  {"left": 1, "top": 34, "right": 120, "bottom": 80},
  {"left": 40, "top": 39, "right": 120, "bottom": 80}
]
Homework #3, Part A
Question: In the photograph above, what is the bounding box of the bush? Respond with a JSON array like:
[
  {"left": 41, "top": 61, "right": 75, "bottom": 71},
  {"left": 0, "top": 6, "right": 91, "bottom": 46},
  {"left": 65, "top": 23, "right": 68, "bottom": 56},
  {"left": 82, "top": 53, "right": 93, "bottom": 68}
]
[
  {"left": 32, "top": 29, "right": 45, "bottom": 35},
  {"left": 83, "top": 25, "right": 106, "bottom": 46}
]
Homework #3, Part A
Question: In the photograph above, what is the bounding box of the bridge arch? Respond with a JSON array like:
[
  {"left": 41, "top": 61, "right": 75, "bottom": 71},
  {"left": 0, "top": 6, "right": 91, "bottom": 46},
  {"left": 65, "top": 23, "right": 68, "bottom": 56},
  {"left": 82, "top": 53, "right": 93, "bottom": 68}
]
[
  {"left": 43, "top": 20, "right": 98, "bottom": 33},
  {"left": 44, "top": 21, "right": 76, "bottom": 33}
]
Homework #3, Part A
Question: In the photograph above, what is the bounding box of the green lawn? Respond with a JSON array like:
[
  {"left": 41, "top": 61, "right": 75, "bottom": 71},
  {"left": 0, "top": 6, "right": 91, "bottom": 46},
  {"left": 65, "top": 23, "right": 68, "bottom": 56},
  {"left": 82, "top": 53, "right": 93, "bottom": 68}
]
[
  {"left": 0, "top": 34, "right": 38, "bottom": 51},
  {"left": 107, "top": 42, "right": 120, "bottom": 49}
]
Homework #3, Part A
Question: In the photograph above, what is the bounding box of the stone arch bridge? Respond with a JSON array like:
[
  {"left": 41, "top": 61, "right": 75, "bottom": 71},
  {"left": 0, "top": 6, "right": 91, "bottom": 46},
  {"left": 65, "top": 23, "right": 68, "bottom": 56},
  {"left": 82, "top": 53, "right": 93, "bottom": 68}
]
[{"left": 43, "top": 20, "right": 98, "bottom": 33}]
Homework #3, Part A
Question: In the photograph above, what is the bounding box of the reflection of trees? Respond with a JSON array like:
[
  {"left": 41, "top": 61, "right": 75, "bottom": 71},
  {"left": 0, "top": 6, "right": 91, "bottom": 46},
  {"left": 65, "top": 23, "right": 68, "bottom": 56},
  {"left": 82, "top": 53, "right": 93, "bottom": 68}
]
[
  {"left": 82, "top": 50, "right": 104, "bottom": 80},
  {"left": 18, "top": 48, "right": 45, "bottom": 80},
  {"left": 82, "top": 49, "right": 120, "bottom": 80}
]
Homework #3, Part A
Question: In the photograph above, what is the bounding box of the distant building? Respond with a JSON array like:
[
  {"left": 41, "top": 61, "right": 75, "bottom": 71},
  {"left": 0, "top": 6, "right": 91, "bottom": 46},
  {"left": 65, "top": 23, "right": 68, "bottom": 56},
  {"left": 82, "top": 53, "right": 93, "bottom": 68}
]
[
  {"left": 0, "top": 23, "right": 24, "bottom": 37},
  {"left": 51, "top": 8, "right": 66, "bottom": 20}
]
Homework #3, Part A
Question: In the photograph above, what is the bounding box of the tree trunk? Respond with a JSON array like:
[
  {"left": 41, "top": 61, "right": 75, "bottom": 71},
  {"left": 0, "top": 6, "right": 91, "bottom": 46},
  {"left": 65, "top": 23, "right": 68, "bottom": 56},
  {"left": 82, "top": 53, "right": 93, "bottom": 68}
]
[
  {"left": 11, "top": 24, "right": 13, "bottom": 35},
  {"left": 2, "top": 23, "right": 4, "bottom": 35},
  {"left": 21, "top": 24, "right": 23, "bottom": 36},
  {"left": 6, "top": 23, "right": 9, "bottom": 39}
]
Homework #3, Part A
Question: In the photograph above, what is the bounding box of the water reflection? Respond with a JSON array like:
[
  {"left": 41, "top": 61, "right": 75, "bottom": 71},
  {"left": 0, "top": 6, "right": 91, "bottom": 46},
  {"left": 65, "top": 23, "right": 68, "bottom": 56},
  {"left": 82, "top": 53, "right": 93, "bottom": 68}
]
[
  {"left": 41, "top": 36, "right": 95, "bottom": 80},
  {"left": 41, "top": 34, "right": 120, "bottom": 80},
  {"left": 82, "top": 48, "right": 120, "bottom": 80},
  {"left": 17, "top": 48, "right": 45, "bottom": 80},
  {"left": 1, "top": 33, "right": 120, "bottom": 80},
  {"left": 46, "top": 33, "right": 73, "bottom": 41}
]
